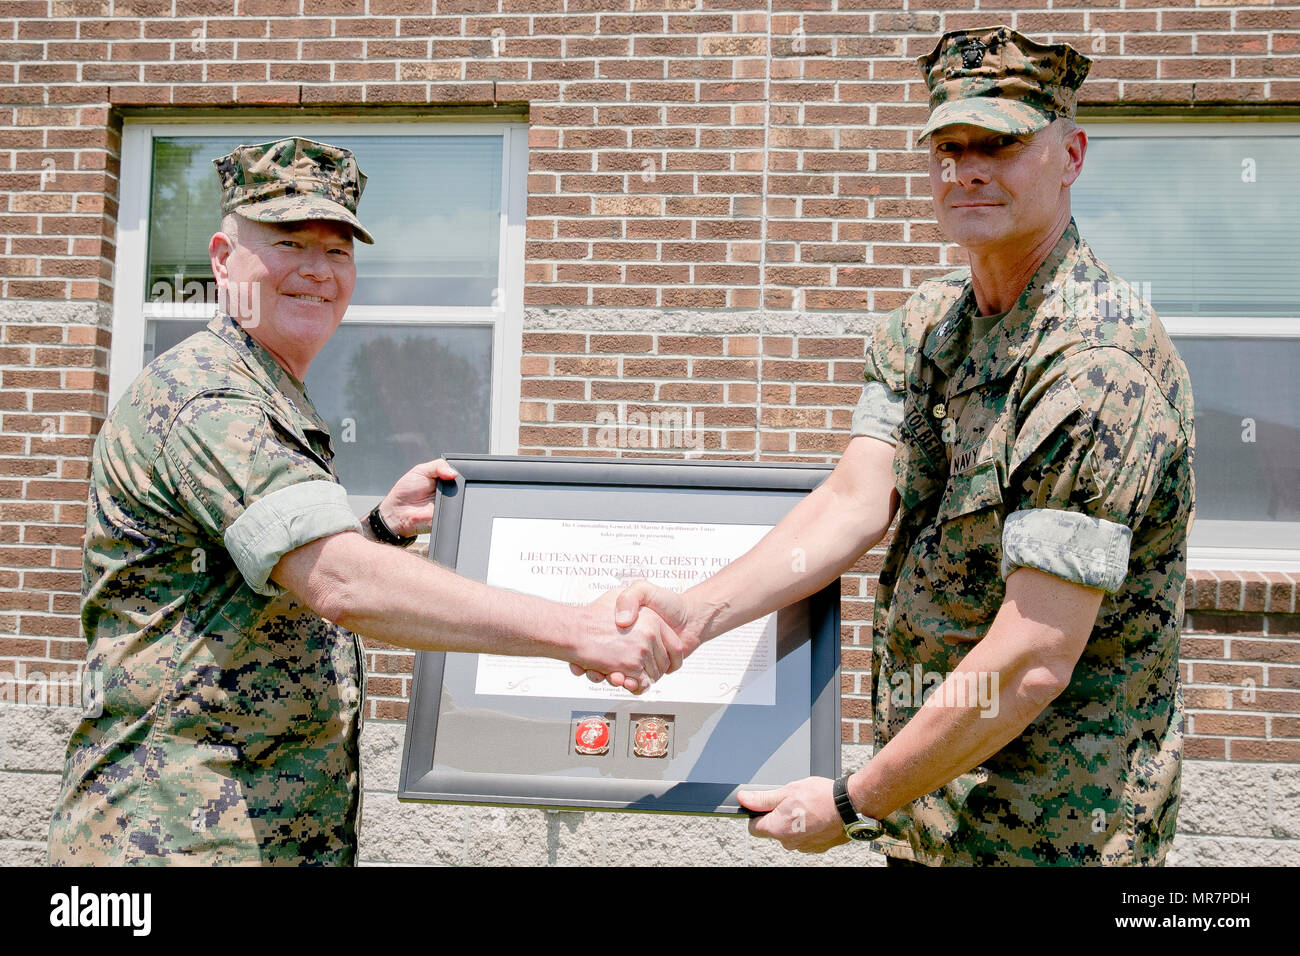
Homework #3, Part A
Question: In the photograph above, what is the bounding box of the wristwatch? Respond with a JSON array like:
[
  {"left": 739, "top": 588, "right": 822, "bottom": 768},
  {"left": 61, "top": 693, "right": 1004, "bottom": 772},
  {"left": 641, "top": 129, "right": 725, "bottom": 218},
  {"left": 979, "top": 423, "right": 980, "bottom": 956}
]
[
  {"left": 833, "top": 773, "right": 884, "bottom": 842},
  {"left": 367, "top": 504, "right": 417, "bottom": 548}
]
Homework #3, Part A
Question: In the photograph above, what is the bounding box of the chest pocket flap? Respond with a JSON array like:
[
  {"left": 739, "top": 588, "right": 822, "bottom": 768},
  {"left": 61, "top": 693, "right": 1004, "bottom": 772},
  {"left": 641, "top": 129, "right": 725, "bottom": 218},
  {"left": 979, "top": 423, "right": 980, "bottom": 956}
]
[{"left": 937, "top": 457, "right": 1003, "bottom": 525}]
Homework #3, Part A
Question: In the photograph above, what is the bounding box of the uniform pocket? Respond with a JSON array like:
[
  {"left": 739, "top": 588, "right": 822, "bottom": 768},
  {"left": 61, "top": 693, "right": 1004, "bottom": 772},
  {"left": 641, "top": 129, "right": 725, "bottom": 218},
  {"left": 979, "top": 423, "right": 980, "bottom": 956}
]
[{"left": 937, "top": 458, "right": 1004, "bottom": 525}]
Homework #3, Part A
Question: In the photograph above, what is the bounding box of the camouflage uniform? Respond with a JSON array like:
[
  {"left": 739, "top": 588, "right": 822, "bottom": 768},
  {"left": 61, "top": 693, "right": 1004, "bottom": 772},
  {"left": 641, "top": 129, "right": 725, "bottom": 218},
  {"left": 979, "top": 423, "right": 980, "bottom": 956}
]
[
  {"left": 49, "top": 138, "right": 374, "bottom": 865},
  {"left": 849, "top": 29, "right": 1195, "bottom": 865}
]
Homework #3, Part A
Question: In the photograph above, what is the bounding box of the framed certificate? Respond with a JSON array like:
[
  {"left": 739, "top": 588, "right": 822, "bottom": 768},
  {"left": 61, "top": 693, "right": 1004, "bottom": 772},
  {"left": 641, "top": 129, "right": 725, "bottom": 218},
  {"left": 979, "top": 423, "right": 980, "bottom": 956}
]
[{"left": 397, "top": 455, "right": 841, "bottom": 815}]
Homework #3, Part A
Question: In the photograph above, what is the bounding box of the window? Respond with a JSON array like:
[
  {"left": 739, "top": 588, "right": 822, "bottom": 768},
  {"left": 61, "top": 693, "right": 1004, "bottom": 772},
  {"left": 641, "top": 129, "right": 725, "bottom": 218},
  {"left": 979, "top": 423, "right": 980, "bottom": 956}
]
[
  {"left": 1072, "top": 121, "right": 1300, "bottom": 569},
  {"left": 110, "top": 120, "right": 527, "bottom": 514}
]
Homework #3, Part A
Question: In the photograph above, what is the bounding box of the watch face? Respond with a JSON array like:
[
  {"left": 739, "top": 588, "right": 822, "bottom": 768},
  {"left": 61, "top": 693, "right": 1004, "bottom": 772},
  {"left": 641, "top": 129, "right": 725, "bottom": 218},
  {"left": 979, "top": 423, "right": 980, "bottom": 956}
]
[{"left": 845, "top": 820, "right": 882, "bottom": 841}]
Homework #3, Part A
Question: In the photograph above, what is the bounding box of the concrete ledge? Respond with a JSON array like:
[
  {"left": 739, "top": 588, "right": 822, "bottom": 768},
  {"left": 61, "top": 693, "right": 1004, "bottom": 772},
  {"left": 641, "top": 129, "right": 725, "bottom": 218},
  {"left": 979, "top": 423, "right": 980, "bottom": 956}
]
[
  {"left": 0, "top": 838, "right": 47, "bottom": 867},
  {"left": 1177, "top": 760, "right": 1272, "bottom": 837},
  {"left": 0, "top": 705, "right": 81, "bottom": 772},
  {"left": 1167, "top": 834, "right": 1300, "bottom": 867},
  {"left": 5, "top": 711, "right": 1296, "bottom": 866},
  {"left": 358, "top": 793, "right": 470, "bottom": 866},
  {"left": 0, "top": 770, "right": 60, "bottom": 842},
  {"left": 0, "top": 299, "right": 113, "bottom": 329},
  {"left": 359, "top": 720, "right": 405, "bottom": 794},
  {"left": 1271, "top": 766, "right": 1299, "bottom": 839},
  {"left": 524, "top": 307, "right": 882, "bottom": 336}
]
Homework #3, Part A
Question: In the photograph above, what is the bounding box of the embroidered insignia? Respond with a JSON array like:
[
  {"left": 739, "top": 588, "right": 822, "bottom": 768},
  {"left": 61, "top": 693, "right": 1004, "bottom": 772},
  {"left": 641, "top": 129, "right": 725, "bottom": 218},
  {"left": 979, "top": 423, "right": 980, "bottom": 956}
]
[{"left": 960, "top": 38, "right": 987, "bottom": 69}]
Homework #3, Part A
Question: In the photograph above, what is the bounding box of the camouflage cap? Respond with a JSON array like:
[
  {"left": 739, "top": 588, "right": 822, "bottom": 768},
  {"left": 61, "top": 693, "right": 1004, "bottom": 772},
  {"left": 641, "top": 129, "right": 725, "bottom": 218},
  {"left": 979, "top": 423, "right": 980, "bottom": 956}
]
[
  {"left": 213, "top": 137, "right": 374, "bottom": 244},
  {"left": 916, "top": 26, "right": 1091, "bottom": 143}
]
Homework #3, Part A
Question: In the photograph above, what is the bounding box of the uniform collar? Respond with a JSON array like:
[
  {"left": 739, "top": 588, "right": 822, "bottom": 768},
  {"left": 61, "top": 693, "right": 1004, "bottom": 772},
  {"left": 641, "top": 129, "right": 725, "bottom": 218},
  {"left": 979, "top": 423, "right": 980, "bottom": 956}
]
[
  {"left": 923, "top": 218, "right": 1087, "bottom": 396},
  {"left": 205, "top": 312, "right": 331, "bottom": 434}
]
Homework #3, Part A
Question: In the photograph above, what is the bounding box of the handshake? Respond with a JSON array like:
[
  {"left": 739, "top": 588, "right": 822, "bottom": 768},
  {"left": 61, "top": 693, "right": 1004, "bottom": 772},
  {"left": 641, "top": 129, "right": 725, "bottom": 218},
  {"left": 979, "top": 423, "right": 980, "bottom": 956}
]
[{"left": 564, "top": 582, "right": 702, "bottom": 694}]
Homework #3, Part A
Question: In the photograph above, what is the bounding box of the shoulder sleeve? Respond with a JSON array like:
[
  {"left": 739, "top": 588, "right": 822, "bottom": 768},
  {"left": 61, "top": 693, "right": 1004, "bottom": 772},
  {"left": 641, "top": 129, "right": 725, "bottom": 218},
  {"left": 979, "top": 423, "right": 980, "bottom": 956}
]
[
  {"left": 1001, "top": 348, "right": 1188, "bottom": 594},
  {"left": 158, "top": 393, "right": 361, "bottom": 595},
  {"left": 850, "top": 307, "right": 909, "bottom": 446}
]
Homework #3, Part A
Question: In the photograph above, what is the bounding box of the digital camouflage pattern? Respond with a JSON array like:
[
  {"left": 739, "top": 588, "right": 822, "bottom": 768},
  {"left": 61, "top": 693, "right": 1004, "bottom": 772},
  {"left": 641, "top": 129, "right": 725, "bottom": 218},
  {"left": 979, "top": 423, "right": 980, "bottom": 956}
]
[
  {"left": 213, "top": 137, "right": 375, "bottom": 244},
  {"left": 855, "top": 219, "right": 1195, "bottom": 865},
  {"left": 916, "top": 26, "right": 1091, "bottom": 142},
  {"left": 48, "top": 313, "right": 364, "bottom": 865}
]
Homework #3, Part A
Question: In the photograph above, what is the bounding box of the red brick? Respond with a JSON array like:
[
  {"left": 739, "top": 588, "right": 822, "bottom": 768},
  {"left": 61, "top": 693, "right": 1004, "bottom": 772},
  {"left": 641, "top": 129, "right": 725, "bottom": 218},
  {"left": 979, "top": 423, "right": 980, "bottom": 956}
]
[
  {"left": 1183, "top": 687, "right": 1229, "bottom": 710},
  {"left": 522, "top": 333, "right": 586, "bottom": 354},
  {"left": 657, "top": 383, "right": 723, "bottom": 403},
  {"left": 1274, "top": 716, "right": 1300, "bottom": 738},
  {"left": 1184, "top": 737, "right": 1225, "bottom": 759},
  {"left": 1179, "top": 636, "right": 1225, "bottom": 659},
  {"left": 0, "top": 637, "right": 46, "bottom": 656},
  {"left": 1188, "top": 611, "right": 1263, "bottom": 635},
  {"left": 591, "top": 382, "right": 655, "bottom": 401},
  {"left": 1269, "top": 666, "right": 1300, "bottom": 690},
  {"left": 521, "top": 379, "right": 585, "bottom": 400},
  {"left": 1228, "top": 739, "right": 1300, "bottom": 762},
  {"left": 1232, "top": 639, "right": 1300, "bottom": 664},
  {"left": 1190, "top": 713, "right": 1266, "bottom": 738},
  {"left": 1188, "top": 662, "right": 1263, "bottom": 685},
  {"left": 552, "top": 403, "right": 606, "bottom": 423},
  {"left": 795, "top": 385, "right": 861, "bottom": 405},
  {"left": 590, "top": 334, "right": 652, "bottom": 354},
  {"left": 656, "top": 335, "right": 724, "bottom": 356},
  {"left": 555, "top": 357, "right": 619, "bottom": 377},
  {"left": 622, "top": 358, "right": 688, "bottom": 378},
  {"left": 372, "top": 699, "right": 408, "bottom": 720}
]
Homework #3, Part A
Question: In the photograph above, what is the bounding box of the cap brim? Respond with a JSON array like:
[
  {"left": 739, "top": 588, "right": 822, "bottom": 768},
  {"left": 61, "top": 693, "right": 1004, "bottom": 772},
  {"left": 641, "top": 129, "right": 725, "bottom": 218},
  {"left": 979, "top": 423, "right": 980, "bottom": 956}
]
[
  {"left": 235, "top": 195, "right": 375, "bottom": 245},
  {"left": 917, "top": 98, "right": 1054, "bottom": 143}
]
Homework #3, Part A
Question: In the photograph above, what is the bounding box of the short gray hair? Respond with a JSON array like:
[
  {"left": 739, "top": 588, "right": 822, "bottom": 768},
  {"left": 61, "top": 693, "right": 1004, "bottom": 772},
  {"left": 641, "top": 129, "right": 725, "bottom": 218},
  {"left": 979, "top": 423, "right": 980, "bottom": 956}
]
[
  {"left": 1052, "top": 116, "right": 1079, "bottom": 140},
  {"left": 220, "top": 212, "right": 240, "bottom": 242}
]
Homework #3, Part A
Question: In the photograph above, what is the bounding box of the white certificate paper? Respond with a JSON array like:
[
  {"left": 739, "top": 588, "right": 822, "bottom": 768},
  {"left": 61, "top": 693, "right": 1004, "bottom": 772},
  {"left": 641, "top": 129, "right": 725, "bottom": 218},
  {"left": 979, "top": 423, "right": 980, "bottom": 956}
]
[{"left": 475, "top": 517, "right": 777, "bottom": 705}]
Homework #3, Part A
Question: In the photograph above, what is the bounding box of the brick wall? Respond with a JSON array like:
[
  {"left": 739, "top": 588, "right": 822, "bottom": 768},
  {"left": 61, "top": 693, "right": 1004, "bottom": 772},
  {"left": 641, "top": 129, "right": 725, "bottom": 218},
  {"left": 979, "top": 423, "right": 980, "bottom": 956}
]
[{"left": 1, "top": 1, "right": 1298, "bottom": 865}]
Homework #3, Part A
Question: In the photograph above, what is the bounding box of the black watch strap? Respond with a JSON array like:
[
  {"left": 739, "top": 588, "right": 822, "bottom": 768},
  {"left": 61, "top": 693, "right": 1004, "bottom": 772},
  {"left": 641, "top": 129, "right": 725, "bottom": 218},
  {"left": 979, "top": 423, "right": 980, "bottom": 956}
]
[
  {"left": 834, "top": 773, "right": 884, "bottom": 841},
  {"left": 833, "top": 773, "right": 859, "bottom": 826},
  {"left": 368, "top": 505, "right": 417, "bottom": 548}
]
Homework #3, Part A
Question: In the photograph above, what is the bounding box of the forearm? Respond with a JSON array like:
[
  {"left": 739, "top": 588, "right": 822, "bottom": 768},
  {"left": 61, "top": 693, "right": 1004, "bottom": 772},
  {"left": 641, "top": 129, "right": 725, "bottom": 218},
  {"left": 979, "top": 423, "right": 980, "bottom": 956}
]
[
  {"left": 274, "top": 530, "right": 583, "bottom": 661},
  {"left": 847, "top": 645, "right": 1055, "bottom": 821},
  {"left": 685, "top": 436, "right": 897, "bottom": 643},
  {"left": 847, "top": 569, "right": 1101, "bottom": 820}
]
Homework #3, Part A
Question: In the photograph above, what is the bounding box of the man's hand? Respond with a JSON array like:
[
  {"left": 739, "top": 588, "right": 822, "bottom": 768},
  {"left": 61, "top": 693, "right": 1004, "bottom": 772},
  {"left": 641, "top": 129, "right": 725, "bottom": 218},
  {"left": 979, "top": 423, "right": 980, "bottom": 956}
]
[
  {"left": 738, "top": 777, "right": 849, "bottom": 854},
  {"left": 568, "top": 594, "right": 683, "bottom": 695},
  {"left": 569, "top": 580, "right": 699, "bottom": 687},
  {"left": 377, "top": 458, "right": 459, "bottom": 539}
]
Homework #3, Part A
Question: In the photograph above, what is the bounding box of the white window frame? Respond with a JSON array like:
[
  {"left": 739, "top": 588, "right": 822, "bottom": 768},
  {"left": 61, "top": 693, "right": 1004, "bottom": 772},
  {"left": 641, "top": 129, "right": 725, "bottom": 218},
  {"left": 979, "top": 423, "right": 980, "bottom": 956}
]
[
  {"left": 110, "top": 118, "right": 527, "bottom": 466},
  {"left": 1077, "top": 119, "right": 1300, "bottom": 571}
]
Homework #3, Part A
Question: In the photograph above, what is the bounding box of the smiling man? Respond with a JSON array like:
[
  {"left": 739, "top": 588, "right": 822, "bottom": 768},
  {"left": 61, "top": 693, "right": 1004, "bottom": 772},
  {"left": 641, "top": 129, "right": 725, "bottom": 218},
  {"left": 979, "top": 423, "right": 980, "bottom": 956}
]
[
  {"left": 608, "top": 28, "right": 1195, "bottom": 865},
  {"left": 48, "top": 138, "right": 681, "bottom": 865}
]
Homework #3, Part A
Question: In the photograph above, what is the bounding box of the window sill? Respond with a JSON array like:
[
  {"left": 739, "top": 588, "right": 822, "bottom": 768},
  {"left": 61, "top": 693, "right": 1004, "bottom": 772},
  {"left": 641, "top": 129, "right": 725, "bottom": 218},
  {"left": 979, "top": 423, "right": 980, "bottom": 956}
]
[{"left": 1187, "top": 569, "right": 1298, "bottom": 615}]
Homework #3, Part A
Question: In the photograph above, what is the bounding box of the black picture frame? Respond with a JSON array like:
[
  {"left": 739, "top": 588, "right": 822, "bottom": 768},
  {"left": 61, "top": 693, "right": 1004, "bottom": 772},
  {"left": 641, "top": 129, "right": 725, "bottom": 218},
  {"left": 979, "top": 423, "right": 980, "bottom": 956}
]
[{"left": 397, "top": 454, "right": 841, "bottom": 816}]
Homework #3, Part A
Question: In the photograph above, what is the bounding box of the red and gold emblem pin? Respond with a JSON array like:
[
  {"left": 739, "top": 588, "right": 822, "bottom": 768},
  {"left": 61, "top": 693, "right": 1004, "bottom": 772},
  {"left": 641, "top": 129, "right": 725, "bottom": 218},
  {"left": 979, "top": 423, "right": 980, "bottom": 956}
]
[
  {"left": 574, "top": 716, "right": 611, "bottom": 755},
  {"left": 633, "top": 716, "right": 670, "bottom": 758}
]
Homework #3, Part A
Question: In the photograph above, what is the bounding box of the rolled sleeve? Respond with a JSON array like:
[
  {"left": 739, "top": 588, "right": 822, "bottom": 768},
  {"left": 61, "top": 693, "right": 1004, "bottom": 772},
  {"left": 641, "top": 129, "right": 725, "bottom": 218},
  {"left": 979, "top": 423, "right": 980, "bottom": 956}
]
[
  {"left": 851, "top": 306, "right": 912, "bottom": 446},
  {"left": 158, "top": 393, "right": 356, "bottom": 594},
  {"left": 1001, "top": 508, "right": 1132, "bottom": 594},
  {"left": 1002, "top": 348, "right": 1188, "bottom": 594},
  {"left": 224, "top": 480, "right": 361, "bottom": 595},
  {"left": 850, "top": 380, "right": 904, "bottom": 445}
]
